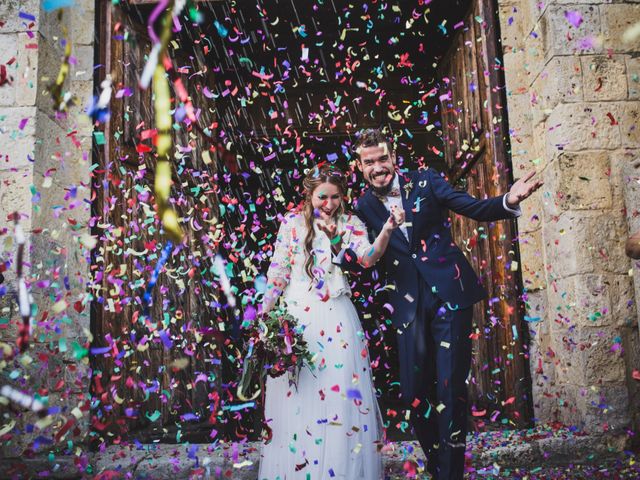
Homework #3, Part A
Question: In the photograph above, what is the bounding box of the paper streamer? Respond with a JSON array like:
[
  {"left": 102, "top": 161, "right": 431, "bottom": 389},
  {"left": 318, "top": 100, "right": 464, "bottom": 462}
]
[
  {"left": 142, "top": 241, "right": 173, "bottom": 318},
  {"left": 47, "top": 13, "right": 74, "bottom": 112},
  {"left": 153, "top": 64, "right": 184, "bottom": 243},
  {"left": 0, "top": 385, "right": 45, "bottom": 413},
  {"left": 14, "top": 215, "right": 33, "bottom": 353}
]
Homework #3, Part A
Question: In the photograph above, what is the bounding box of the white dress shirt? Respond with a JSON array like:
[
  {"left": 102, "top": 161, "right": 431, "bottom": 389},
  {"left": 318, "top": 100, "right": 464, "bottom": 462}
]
[{"left": 377, "top": 174, "right": 410, "bottom": 241}]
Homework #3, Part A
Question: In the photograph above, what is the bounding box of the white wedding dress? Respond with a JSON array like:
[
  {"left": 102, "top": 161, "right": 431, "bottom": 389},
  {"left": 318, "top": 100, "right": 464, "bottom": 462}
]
[{"left": 258, "top": 211, "right": 383, "bottom": 480}]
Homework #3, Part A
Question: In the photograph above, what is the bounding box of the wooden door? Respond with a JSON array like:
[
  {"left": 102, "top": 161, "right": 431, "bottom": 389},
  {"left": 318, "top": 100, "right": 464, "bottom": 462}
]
[
  {"left": 437, "top": 0, "right": 533, "bottom": 428},
  {"left": 91, "top": 0, "right": 228, "bottom": 443}
]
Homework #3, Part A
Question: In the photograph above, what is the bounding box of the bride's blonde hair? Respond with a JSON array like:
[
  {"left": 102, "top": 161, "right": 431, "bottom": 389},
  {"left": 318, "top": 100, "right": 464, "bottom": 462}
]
[{"left": 301, "top": 164, "right": 348, "bottom": 280}]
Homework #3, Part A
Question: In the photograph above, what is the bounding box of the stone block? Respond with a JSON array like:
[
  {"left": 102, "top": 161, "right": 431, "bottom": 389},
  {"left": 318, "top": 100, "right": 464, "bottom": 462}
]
[
  {"left": 506, "top": 92, "right": 534, "bottom": 138},
  {"left": 0, "top": 0, "right": 40, "bottom": 33},
  {"left": 32, "top": 109, "right": 91, "bottom": 187},
  {"left": 69, "top": 0, "right": 96, "bottom": 46},
  {"left": 540, "top": 5, "right": 602, "bottom": 58},
  {"left": 610, "top": 148, "right": 640, "bottom": 223},
  {"left": 550, "top": 325, "right": 628, "bottom": 387},
  {"left": 69, "top": 45, "right": 94, "bottom": 82},
  {"left": 542, "top": 150, "right": 612, "bottom": 213},
  {"left": 575, "top": 384, "right": 631, "bottom": 433},
  {"left": 581, "top": 55, "right": 628, "bottom": 102},
  {"left": 530, "top": 54, "right": 583, "bottom": 123},
  {"left": 14, "top": 32, "right": 39, "bottom": 107},
  {"left": 502, "top": 48, "right": 534, "bottom": 95},
  {"left": 499, "top": 0, "right": 547, "bottom": 46},
  {"left": 619, "top": 101, "right": 640, "bottom": 148},
  {"left": 601, "top": 3, "right": 640, "bottom": 53},
  {"left": 531, "top": 120, "right": 548, "bottom": 169},
  {"left": 542, "top": 210, "right": 630, "bottom": 277},
  {"left": 0, "top": 34, "right": 18, "bottom": 107},
  {"left": 544, "top": 103, "right": 622, "bottom": 157},
  {"left": 524, "top": 22, "right": 547, "bottom": 82},
  {"left": 518, "top": 228, "right": 546, "bottom": 290},
  {"left": 547, "top": 274, "right": 635, "bottom": 330},
  {"left": 0, "top": 294, "right": 18, "bottom": 342},
  {"left": 0, "top": 166, "right": 33, "bottom": 228},
  {"left": 509, "top": 133, "right": 541, "bottom": 173},
  {"left": 524, "top": 288, "right": 550, "bottom": 339},
  {"left": 0, "top": 106, "right": 37, "bottom": 170},
  {"left": 627, "top": 56, "right": 640, "bottom": 100}
]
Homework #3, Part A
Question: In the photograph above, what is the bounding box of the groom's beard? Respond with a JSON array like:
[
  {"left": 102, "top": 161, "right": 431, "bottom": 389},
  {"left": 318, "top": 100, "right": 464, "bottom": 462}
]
[{"left": 370, "top": 172, "right": 396, "bottom": 196}]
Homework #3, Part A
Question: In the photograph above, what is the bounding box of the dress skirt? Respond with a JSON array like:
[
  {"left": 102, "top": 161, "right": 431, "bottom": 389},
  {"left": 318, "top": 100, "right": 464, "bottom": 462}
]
[{"left": 258, "top": 290, "right": 383, "bottom": 480}]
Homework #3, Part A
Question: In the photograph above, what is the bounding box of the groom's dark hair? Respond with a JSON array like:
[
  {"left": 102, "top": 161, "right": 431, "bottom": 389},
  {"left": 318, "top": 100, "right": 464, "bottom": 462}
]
[{"left": 352, "top": 128, "right": 394, "bottom": 160}]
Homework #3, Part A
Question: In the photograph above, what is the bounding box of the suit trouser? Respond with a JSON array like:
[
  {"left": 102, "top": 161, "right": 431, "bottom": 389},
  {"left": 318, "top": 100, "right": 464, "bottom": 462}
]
[{"left": 396, "top": 283, "right": 473, "bottom": 480}]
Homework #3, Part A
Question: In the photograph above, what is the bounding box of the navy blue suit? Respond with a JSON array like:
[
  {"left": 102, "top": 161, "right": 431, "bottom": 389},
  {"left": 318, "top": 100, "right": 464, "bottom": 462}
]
[{"left": 353, "top": 168, "right": 519, "bottom": 480}]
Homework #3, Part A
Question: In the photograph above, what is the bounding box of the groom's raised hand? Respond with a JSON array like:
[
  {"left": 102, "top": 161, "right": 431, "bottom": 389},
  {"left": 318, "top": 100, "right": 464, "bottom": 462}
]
[{"left": 506, "top": 170, "right": 543, "bottom": 207}]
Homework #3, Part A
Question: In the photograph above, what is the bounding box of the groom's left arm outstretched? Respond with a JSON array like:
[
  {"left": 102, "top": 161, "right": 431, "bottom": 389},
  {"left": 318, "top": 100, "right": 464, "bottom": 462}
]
[{"left": 427, "top": 168, "right": 542, "bottom": 222}]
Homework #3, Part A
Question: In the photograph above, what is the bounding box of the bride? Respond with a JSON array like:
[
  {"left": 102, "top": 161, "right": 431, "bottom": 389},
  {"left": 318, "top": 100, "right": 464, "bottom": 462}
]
[{"left": 258, "top": 164, "right": 405, "bottom": 479}]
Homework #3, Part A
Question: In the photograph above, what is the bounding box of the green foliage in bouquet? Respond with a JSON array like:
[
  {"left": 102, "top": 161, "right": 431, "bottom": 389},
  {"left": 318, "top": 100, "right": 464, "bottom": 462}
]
[{"left": 237, "top": 304, "right": 314, "bottom": 403}]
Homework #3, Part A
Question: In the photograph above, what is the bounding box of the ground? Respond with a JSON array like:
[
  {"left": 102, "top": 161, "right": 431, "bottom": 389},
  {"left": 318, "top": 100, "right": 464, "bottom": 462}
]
[{"left": 1, "top": 426, "right": 638, "bottom": 479}]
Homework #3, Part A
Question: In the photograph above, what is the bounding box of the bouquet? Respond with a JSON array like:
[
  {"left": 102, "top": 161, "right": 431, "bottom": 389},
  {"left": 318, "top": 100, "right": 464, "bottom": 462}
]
[{"left": 237, "top": 304, "right": 314, "bottom": 404}]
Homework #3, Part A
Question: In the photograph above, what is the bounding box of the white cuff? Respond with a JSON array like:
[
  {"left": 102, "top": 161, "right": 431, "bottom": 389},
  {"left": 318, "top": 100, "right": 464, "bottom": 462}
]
[
  {"left": 332, "top": 248, "right": 346, "bottom": 265},
  {"left": 503, "top": 194, "right": 522, "bottom": 217}
]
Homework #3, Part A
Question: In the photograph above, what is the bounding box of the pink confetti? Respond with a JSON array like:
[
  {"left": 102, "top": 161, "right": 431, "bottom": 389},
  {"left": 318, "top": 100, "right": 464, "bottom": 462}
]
[{"left": 564, "top": 10, "right": 583, "bottom": 28}]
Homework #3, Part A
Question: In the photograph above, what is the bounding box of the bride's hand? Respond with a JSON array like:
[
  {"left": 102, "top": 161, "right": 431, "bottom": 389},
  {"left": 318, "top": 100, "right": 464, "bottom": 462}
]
[
  {"left": 383, "top": 205, "right": 405, "bottom": 232},
  {"left": 317, "top": 220, "right": 337, "bottom": 240},
  {"left": 317, "top": 221, "right": 344, "bottom": 250}
]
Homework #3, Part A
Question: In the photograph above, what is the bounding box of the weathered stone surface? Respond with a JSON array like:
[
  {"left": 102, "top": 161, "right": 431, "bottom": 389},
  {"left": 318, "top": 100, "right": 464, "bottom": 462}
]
[
  {"left": 0, "top": 0, "right": 40, "bottom": 33},
  {"left": 620, "top": 325, "right": 640, "bottom": 430},
  {"left": 0, "top": 106, "right": 37, "bottom": 170},
  {"left": 544, "top": 103, "right": 622, "bottom": 157},
  {"left": 518, "top": 229, "right": 546, "bottom": 290},
  {"left": 546, "top": 274, "right": 635, "bottom": 330},
  {"left": 627, "top": 56, "right": 640, "bottom": 100},
  {"left": 574, "top": 384, "right": 631, "bottom": 433},
  {"left": 0, "top": 34, "right": 19, "bottom": 107},
  {"left": 601, "top": 3, "right": 640, "bottom": 53},
  {"left": 549, "top": 325, "right": 628, "bottom": 386},
  {"left": 581, "top": 55, "right": 628, "bottom": 102},
  {"left": 542, "top": 151, "right": 612, "bottom": 213},
  {"left": 530, "top": 56, "right": 583, "bottom": 124},
  {"left": 504, "top": 92, "right": 534, "bottom": 138},
  {"left": 502, "top": 49, "right": 530, "bottom": 95},
  {"left": 542, "top": 210, "right": 630, "bottom": 277},
  {"left": 69, "top": 0, "right": 96, "bottom": 46},
  {"left": 610, "top": 148, "right": 640, "bottom": 218},
  {"left": 523, "top": 22, "right": 547, "bottom": 84},
  {"left": 0, "top": 166, "right": 33, "bottom": 228},
  {"left": 540, "top": 5, "right": 602, "bottom": 58},
  {"left": 32, "top": 109, "right": 92, "bottom": 187},
  {"left": 0, "top": 294, "right": 18, "bottom": 341},
  {"left": 618, "top": 101, "right": 640, "bottom": 148}
]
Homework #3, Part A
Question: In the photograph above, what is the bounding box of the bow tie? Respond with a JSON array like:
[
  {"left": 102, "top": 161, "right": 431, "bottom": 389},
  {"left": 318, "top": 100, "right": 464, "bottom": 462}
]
[{"left": 373, "top": 187, "right": 401, "bottom": 200}]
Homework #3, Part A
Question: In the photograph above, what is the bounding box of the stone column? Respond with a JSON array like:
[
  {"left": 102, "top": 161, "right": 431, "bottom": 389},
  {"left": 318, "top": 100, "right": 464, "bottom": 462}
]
[
  {"left": 498, "top": 0, "right": 640, "bottom": 435},
  {"left": 0, "top": 0, "right": 95, "bottom": 469}
]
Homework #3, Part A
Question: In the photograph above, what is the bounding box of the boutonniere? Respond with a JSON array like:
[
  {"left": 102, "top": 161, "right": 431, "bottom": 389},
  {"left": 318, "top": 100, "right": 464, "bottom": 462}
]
[{"left": 403, "top": 180, "right": 414, "bottom": 199}]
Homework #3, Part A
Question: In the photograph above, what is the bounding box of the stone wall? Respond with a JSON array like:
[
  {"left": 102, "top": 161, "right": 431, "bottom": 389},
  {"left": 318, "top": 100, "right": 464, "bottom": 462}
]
[
  {"left": 0, "top": 0, "right": 94, "bottom": 466},
  {"left": 498, "top": 0, "right": 640, "bottom": 434}
]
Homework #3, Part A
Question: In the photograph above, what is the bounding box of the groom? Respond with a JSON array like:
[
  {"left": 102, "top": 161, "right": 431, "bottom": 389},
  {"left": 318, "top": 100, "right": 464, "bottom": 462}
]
[{"left": 349, "top": 129, "right": 541, "bottom": 480}]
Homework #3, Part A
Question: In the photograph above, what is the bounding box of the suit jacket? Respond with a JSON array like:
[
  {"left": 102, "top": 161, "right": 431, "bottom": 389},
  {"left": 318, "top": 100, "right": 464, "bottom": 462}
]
[{"left": 353, "top": 168, "right": 519, "bottom": 328}]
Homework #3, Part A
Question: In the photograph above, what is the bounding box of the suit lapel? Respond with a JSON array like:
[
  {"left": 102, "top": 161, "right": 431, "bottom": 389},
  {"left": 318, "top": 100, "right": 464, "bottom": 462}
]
[{"left": 363, "top": 190, "right": 389, "bottom": 225}]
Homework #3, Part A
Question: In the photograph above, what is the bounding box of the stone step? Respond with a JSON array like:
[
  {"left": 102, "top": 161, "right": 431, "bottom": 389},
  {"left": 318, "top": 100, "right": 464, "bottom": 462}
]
[{"left": 0, "top": 427, "right": 628, "bottom": 479}]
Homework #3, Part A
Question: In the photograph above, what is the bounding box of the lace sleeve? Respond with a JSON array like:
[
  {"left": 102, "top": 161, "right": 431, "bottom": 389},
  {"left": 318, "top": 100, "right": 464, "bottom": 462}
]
[
  {"left": 343, "top": 214, "right": 374, "bottom": 262},
  {"left": 266, "top": 213, "right": 295, "bottom": 282}
]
